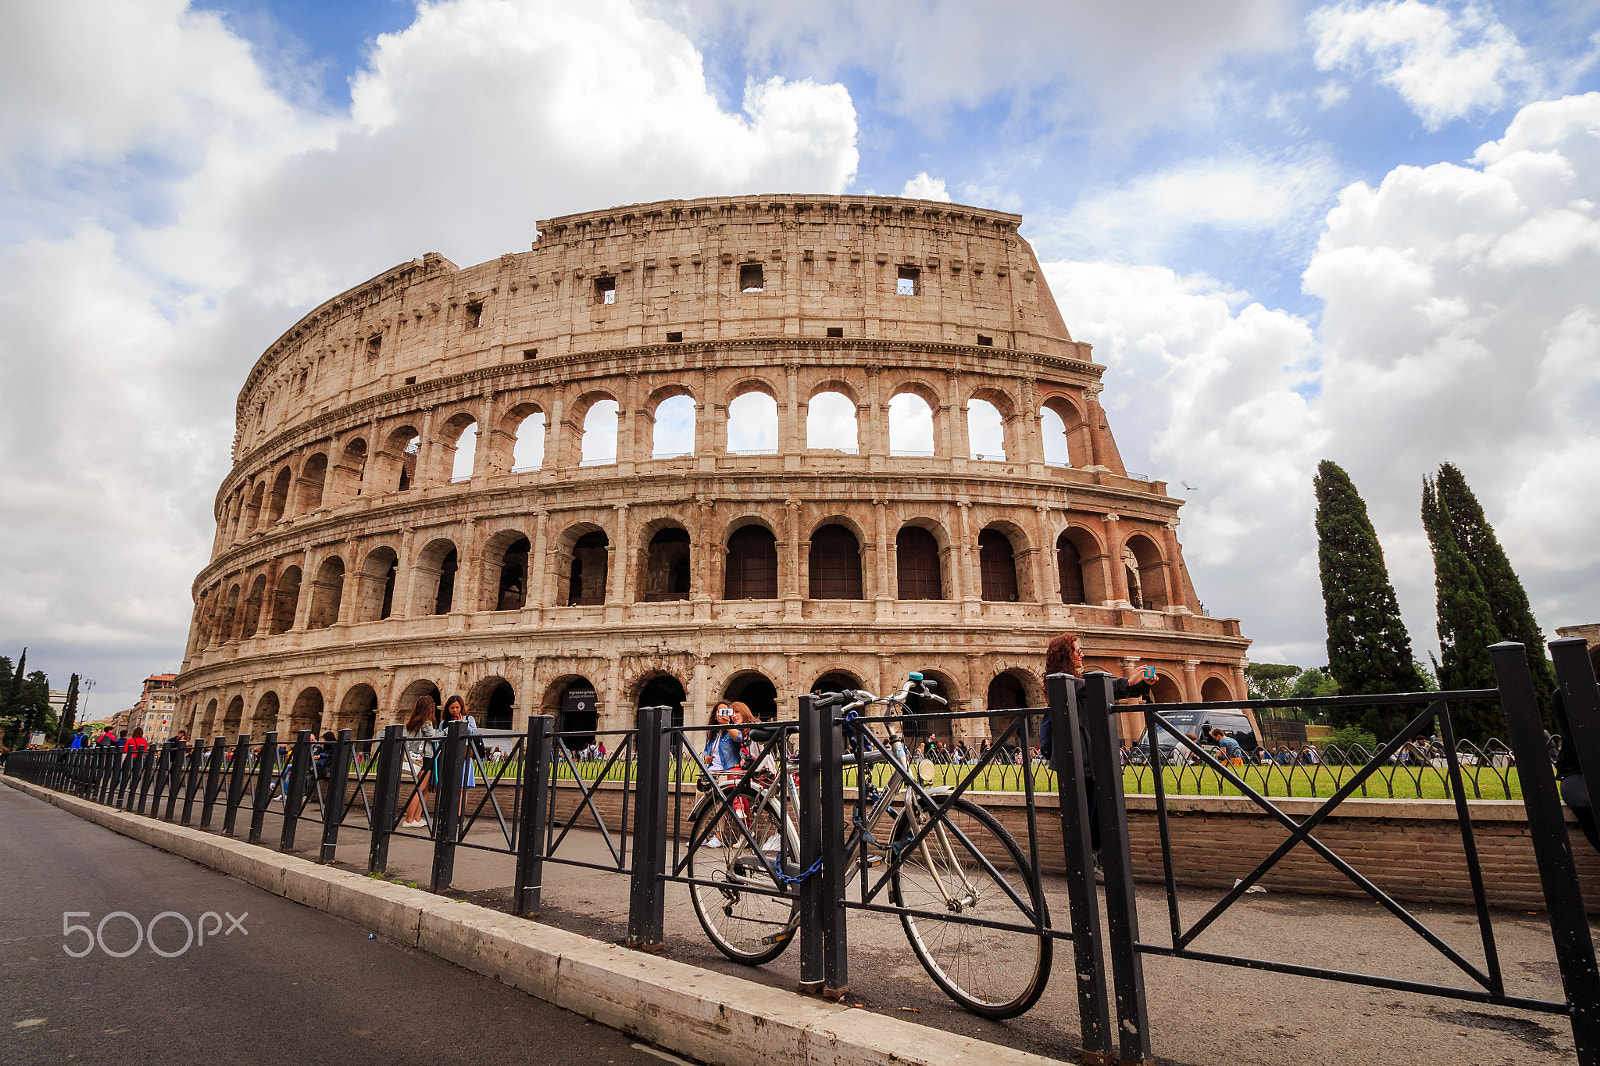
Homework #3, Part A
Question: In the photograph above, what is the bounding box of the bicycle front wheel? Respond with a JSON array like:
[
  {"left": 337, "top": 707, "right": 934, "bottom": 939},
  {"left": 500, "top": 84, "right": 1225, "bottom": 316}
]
[
  {"left": 687, "top": 792, "right": 799, "bottom": 965},
  {"left": 890, "top": 797, "right": 1051, "bottom": 1018}
]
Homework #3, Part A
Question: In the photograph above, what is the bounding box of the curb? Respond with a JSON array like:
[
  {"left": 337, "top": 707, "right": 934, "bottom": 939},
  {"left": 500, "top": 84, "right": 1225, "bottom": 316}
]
[{"left": 4, "top": 777, "right": 1065, "bottom": 1066}]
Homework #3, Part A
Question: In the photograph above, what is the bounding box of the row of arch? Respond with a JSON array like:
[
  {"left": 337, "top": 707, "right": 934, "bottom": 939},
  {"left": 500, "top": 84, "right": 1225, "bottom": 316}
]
[
  {"left": 195, "top": 511, "right": 1180, "bottom": 646},
  {"left": 218, "top": 376, "right": 1105, "bottom": 548},
  {"left": 188, "top": 661, "right": 1238, "bottom": 745}
]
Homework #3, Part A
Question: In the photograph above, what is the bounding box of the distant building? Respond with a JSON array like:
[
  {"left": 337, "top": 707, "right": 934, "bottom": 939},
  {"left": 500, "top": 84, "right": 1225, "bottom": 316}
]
[
  {"left": 1557, "top": 623, "right": 1599, "bottom": 651},
  {"left": 122, "top": 674, "right": 179, "bottom": 742}
]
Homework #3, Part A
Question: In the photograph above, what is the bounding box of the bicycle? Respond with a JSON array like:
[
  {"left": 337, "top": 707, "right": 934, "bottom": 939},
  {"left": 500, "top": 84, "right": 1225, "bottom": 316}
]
[{"left": 685, "top": 673, "right": 1052, "bottom": 1019}]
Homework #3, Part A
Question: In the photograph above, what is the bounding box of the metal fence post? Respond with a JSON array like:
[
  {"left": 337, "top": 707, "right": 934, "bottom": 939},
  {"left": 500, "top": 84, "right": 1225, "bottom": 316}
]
[
  {"left": 200, "top": 737, "right": 227, "bottom": 830},
  {"left": 514, "top": 715, "right": 553, "bottom": 916},
  {"left": 1553, "top": 638, "right": 1600, "bottom": 790},
  {"left": 819, "top": 701, "right": 850, "bottom": 1000},
  {"left": 1048, "top": 672, "right": 1114, "bottom": 1064},
  {"left": 431, "top": 721, "right": 467, "bottom": 892},
  {"left": 136, "top": 747, "right": 157, "bottom": 815},
  {"left": 96, "top": 746, "right": 115, "bottom": 804},
  {"left": 164, "top": 740, "right": 184, "bottom": 821},
  {"left": 369, "top": 725, "right": 403, "bottom": 874},
  {"left": 282, "top": 730, "right": 312, "bottom": 851},
  {"left": 320, "top": 729, "right": 354, "bottom": 862},
  {"left": 149, "top": 743, "right": 170, "bottom": 815},
  {"left": 249, "top": 734, "right": 277, "bottom": 844},
  {"left": 222, "top": 735, "right": 250, "bottom": 836},
  {"left": 797, "top": 694, "right": 825, "bottom": 993},
  {"left": 1494, "top": 641, "right": 1600, "bottom": 1061},
  {"left": 626, "top": 705, "right": 669, "bottom": 952},
  {"left": 1081, "top": 671, "right": 1153, "bottom": 1066},
  {"left": 181, "top": 739, "right": 204, "bottom": 825}
]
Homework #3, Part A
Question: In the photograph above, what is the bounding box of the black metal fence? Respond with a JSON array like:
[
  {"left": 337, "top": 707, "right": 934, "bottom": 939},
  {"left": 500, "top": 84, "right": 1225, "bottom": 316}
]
[{"left": 6, "top": 639, "right": 1599, "bottom": 1065}]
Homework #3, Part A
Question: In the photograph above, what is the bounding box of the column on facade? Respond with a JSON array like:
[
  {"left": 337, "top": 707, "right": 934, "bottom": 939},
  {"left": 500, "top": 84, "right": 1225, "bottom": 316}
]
[
  {"left": 955, "top": 501, "right": 977, "bottom": 612},
  {"left": 1103, "top": 514, "right": 1128, "bottom": 605},
  {"left": 392, "top": 527, "right": 417, "bottom": 618},
  {"left": 474, "top": 391, "right": 501, "bottom": 478},
  {"left": 696, "top": 497, "right": 716, "bottom": 600},
  {"left": 783, "top": 498, "right": 802, "bottom": 615},
  {"left": 529, "top": 510, "right": 549, "bottom": 609},
  {"left": 1160, "top": 522, "right": 1190, "bottom": 612},
  {"left": 609, "top": 504, "right": 629, "bottom": 604},
  {"left": 873, "top": 498, "right": 891, "bottom": 604},
  {"left": 617, "top": 372, "right": 639, "bottom": 466},
  {"left": 1183, "top": 659, "right": 1200, "bottom": 702},
  {"left": 459, "top": 519, "right": 486, "bottom": 613}
]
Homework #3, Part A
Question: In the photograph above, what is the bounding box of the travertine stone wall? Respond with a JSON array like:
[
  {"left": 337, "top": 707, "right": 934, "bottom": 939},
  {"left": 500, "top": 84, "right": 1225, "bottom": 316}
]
[{"left": 176, "top": 194, "right": 1250, "bottom": 744}]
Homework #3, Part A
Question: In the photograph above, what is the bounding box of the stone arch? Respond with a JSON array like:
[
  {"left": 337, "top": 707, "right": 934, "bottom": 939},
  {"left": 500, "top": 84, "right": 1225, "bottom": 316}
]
[
  {"left": 725, "top": 382, "right": 779, "bottom": 455},
  {"left": 985, "top": 669, "right": 1038, "bottom": 750},
  {"left": 805, "top": 389, "right": 859, "bottom": 454},
  {"left": 239, "top": 576, "right": 265, "bottom": 640},
  {"left": 978, "top": 525, "right": 1022, "bottom": 602},
  {"left": 966, "top": 387, "right": 1015, "bottom": 462},
  {"left": 811, "top": 669, "right": 865, "bottom": 695},
  {"left": 468, "top": 676, "right": 516, "bottom": 731},
  {"left": 895, "top": 522, "right": 945, "bottom": 600},
  {"left": 356, "top": 545, "right": 400, "bottom": 621},
  {"left": 395, "top": 677, "right": 442, "bottom": 726},
  {"left": 634, "top": 671, "right": 688, "bottom": 728},
  {"left": 555, "top": 522, "right": 609, "bottom": 606},
  {"left": 724, "top": 520, "right": 778, "bottom": 600},
  {"left": 1150, "top": 672, "right": 1184, "bottom": 705},
  {"left": 1201, "top": 675, "right": 1234, "bottom": 702},
  {"left": 378, "top": 424, "right": 422, "bottom": 492},
  {"left": 568, "top": 391, "right": 619, "bottom": 468},
  {"left": 412, "top": 537, "right": 459, "bottom": 615},
  {"left": 329, "top": 438, "right": 368, "bottom": 502},
  {"left": 639, "top": 521, "right": 692, "bottom": 602},
  {"left": 201, "top": 698, "right": 219, "bottom": 737},
  {"left": 502, "top": 402, "right": 546, "bottom": 472},
  {"left": 809, "top": 522, "right": 863, "bottom": 600},
  {"left": 269, "top": 565, "right": 302, "bottom": 634},
  {"left": 266, "top": 465, "right": 293, "bottom": 522},
  {"left": 542, "top": 675, "right": 600, "bottom": 743},
  {"left": 722, "top": 670, "right": 778, "bottom": 721},
  {"left": 1123, "top": 531, "right": 1169, "bottom": 610},
  {"left": 296, "top": 452, "right": 328, "bottom": 512},
  {"left": 1057, "top": 525, "right": 1109, "bottom": 605},
  {"left": 245, "top": 480, "right": 265, "bottom": 532},
  {"left": 336, "top": 683, "right": 380, "bottom": 739},
  {"left": 887, "top": 386, "right": 938, "bottom": 457},
  {"left": 480, "top": 527, "right": 532, "bottom": 611},
  {"left": 1039, "top": 395, "right": 1088, "bottom": 468},
  {"left": 288, "top": 686, "right": 324, "bottom": 735},
  {"left": 901, "top": 667, "right": 961, "bottom": 746},
  {"left": 307, "top": 554, "right": 345, "bottom": 629},
  {"left": 437, "top": 410, "right": 479, "bottom": 483},
  {"left": 222, "top": 695, "right": 245, "bottom": 736},
  {"left": 251, "top": 691, "right": 280, "bottom": 733},
  {"left": 645, "top": 386, "right": 697, "bottom": 459}
]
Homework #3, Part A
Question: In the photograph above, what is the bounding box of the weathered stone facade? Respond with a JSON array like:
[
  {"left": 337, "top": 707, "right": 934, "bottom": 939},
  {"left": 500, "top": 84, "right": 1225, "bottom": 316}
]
[{"left": 175, "top": 194, "right": 1250, "bottom": 745}]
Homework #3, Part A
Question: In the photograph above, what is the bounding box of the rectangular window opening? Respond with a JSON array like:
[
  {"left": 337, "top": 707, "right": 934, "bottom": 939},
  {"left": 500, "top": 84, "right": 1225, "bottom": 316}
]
[
  {"left": 666, "top": 331, "right": 683, "bottom": 343},
  {"left": 977, "top": 334, "right": 993, "bottom": 346},
  {"left": 897, "top": 266, "right": 921, "bottom": 296},
  {"left": 826, "top": 326, "right": 844, "bottom": 338},
  {"left": 465, "top": 302, "right": 483, "bottom": 328},
  {"left": 365, "top": 336, "right": 381, "bottom": 360},
  {"left": 740, "top": 263, "right": 765, "bottom": 292},
  {"left": 522, "top": 348, "right": 538, "bottom": 360},
  {"left": 404, "top": 375, "right": 417, "bottom": 385},
  {"left": 594, "top": 276, "right": 617, "bottom": 304}
]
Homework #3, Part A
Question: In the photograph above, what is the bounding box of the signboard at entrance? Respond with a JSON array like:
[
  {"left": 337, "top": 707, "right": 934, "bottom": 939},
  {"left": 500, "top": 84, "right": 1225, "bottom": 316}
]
[{"left": 561, "top": 688, "right": 597, "bottom": 716}]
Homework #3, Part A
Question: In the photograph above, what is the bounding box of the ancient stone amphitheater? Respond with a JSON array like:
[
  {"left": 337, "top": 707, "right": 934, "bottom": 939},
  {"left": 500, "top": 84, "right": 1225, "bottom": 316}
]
[{"left": 176, "top": 194, "right": 1250, "bottom": 747}]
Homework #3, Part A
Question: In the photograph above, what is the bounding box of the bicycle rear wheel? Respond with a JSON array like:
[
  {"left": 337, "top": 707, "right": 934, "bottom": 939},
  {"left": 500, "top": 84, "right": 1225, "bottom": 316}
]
[
  {"left": 688, "top": 792, "right": 799, "bottom": 965},
  {"left": 889, "top": 796, "right": 1051, "bottom": 1018}
]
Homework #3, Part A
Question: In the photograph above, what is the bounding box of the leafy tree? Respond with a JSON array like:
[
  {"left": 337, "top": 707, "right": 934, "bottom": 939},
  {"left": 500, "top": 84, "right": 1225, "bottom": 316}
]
[
  {"left": 1325, "top": 724, "right": 1379, "bottom": 761},
  {"left": 1246, "top": 663, "right": 1301, "bottom": 700},
  {"left": 1422, "top": 477, "right": 1502, "bottom": 741},
  {"left": 56, "top": 674, "right": 80, "bottom": 745},
  {"left": 1435, "top": 462, "right": 1557, "bottom": 708},
  {"left": 1314, "top": 460, "right": 1426, "bottom": 737}
]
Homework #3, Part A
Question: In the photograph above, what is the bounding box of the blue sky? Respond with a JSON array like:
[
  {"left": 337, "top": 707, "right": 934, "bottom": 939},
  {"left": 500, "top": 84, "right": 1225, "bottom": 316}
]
[{"left": 2, "top": 0, "right": 1598, "bottom": 714}]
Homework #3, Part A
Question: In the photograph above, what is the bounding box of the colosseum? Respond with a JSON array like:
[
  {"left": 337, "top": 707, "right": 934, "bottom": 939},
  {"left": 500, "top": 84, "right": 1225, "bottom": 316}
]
[{"left": 175, "top": 194, "right": 1251, "bottom": 748}]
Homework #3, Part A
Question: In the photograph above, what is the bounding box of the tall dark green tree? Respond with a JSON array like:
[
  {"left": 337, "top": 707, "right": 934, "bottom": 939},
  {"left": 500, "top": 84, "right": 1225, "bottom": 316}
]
[
  {"left": 1314, "top": 460, "right": 1426, "bottom": 737},
  {"left": 1435, "top": 462, "right": 1557, "bottom": 704},
  {"left": 56, "top": 673, "right": 80, "bottom": 745},
  {"left": 1422, "top": 477, "right": 1502, "bottom": 740}
]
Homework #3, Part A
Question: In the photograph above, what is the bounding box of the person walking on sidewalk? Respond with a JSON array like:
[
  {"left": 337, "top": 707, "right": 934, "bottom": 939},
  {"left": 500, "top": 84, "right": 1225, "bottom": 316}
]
[{"left": 400, "top": 695, "right": 441, "bottom": 828}]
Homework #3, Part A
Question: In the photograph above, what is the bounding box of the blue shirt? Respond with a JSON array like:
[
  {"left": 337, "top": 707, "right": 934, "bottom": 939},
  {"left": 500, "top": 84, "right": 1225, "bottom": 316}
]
[{"left": 1216, "top": 735, "right": 1244, "bottom": 760}]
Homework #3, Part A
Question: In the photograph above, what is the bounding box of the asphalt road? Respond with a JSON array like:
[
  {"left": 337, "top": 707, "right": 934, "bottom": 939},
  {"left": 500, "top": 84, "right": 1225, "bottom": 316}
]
[{"left": 0, "top": 785, "right": 666, "bottom": 1066}]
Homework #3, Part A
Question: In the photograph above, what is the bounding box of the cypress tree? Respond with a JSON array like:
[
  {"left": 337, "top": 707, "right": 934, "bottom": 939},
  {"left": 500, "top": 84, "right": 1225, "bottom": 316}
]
[
  {"left": 1314, "top": 460, "right": 1426, "bottom": 737},
  {"left": 1435, "top": 463, "right": 1557, "bottom": 704},
  {"left": 1422, "top": 477, "right": 1503, "bottom": 741},
  {"left": 57, "top": 673, "right": 80, "bottom": 745}
]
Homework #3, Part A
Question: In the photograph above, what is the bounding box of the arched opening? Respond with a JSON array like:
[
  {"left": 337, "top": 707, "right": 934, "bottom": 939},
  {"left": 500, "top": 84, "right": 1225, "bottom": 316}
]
[
  {"left": 986, "top": 673, "right": 1031, "bottom": 754},
  {"left": 806, "top": 391, "right": 858, "bottom": 454},
  {"left": 201, "top": 699, "right": 219, "bottom": 737},
  {"left": 471, "top": 678, "right": 516, "bottom": 731},
  {"left": 1124, "top": 534, "right": 1169, "bottom": 610},
  {"left": 511, "top": 410, "right": 546, "bottom": 471},
  {"left": 308, "top": 556, "right": 345, "bottom": 629},
  {"left": 901, "top": 669, "right": 958, "bottom": 748},
  {"left": 724, "top": 524, "right": 777, "bottom": 599},
  {"left": 1056, "top": 531, "right": 1087, "bottom": 605},
  {"left": 726, "top": 390, "right": 778, "bottom": 454},
  {"left": 296, "top": 453, "right": 328, "bottom": 511},
  {"left": 888, "top": 392, "right": 935, "bottom": 456},
  {"left": 222, "top": 695, "right": 245, "bottom": 736},
  {"left": 979, "top": 528, "right": 1019, "bottom": 602},
  {"left": 448, "top": 419, "right": 478, "bottom": 482},
  {"left": 251, "top": 691, "right": 280, "bottom": 734},
  {"left": 651, "top": 395, "right": 696, "bottom": 458},
  {"left": 1202, "top": 677, "right": 1233, "bottom": 702},
  {"left": 638, "top": 674, "right": 687, "bottom": 728},
  {"left": 396, "top": 679, "right": 442, "bottom": 725},
  {"left": 269, "top": 566, "right": 302, "bottom": 634},
  {"left": 413, "top": 539, "right": 458, "bottom": 616},
  {"left": 357, "top": 547, "right": 399, "bottom": 621},
  {"left": 812, "top": 671, "right": 863, "bottom": 697},
  {"left": 580, "top": 399, "right": 619, "bottom": 466},
  {"left": 1040, "top": 407, "right": 1070, "bottom": 466},
  {"left": 240, "top": 576, "right": 265, "bottom": 640},
  {"left": 381, "top": 426, "right": 421, "bottom": 492},
  {"left": 641, "top": 527, "right": 691, "bottom": 602},
  {"left": 967, "top": 398, "right": 1006, "bottom": 461},
  {"left": 267, "top": 466, "right": 292, "bottom": 522},
  {"left": 723, "top": 672, "right": 777, "bottom": 721},
  {"left": 809, "top": 523, "right": 862, "bottom": 600},
  {"left": 288, "top": 687, "right": 324, "bottom": 735},
  {"left": 337, "top": 684, "right": 379, "bottom": 740},
  {"left": 217, "top": 584, "right": 240, "bottom": 644},
  {"left": 896, "top": 525, "right": 943, "bottom": 600},
  {"left": 330, "top": 438, "right": 367, "bottom": 501},
  {"left": 489, "top": 536, "right": 530, "bottom": 611},
  {"left": 1151, "top": 673, "right": 1184, "bottom": 705},
  {"left": 245, "top": 481, "right": 265, "bottom": 532},
  {"left": 555, "top": 678, "right": 599, "bottom": 746},
  {"left": 567, "top": 531, "right": 609, "bottom": 606}
]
